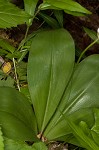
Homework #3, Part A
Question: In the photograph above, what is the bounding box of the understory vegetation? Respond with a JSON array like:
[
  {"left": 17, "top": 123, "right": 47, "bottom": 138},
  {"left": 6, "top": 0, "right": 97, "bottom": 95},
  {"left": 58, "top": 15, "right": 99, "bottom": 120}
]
[{"left": 0, "top": 0, "right": 99, "bottom": 149}]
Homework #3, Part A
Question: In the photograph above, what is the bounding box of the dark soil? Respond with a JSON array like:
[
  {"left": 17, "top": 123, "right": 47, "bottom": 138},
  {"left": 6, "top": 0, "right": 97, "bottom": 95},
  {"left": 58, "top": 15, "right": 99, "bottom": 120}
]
[
  {"left": 1, "top": 0, "right": 99, "bottom": 57},
  {"left": 1, "top": 0, "right": 99, "bottom": 56},
  {"left": 64, "top": 0, "right": 99, "bottom": 56}
]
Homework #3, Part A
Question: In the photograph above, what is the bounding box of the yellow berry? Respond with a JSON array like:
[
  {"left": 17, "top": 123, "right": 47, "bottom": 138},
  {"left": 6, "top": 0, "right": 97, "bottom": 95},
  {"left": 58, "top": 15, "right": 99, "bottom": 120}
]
[{"left": 2, "top": 62, "right": 11, "bottom": 74}]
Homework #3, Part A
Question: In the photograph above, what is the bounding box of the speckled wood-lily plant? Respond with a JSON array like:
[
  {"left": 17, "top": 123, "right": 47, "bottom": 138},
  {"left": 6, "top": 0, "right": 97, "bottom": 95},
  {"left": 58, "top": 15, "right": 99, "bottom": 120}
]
[
  {"left": 0, "top": 0, "right": 99, "bottom": 150},
  {"left": 0, "top": 29, "right": 99, "bottom": 150}
]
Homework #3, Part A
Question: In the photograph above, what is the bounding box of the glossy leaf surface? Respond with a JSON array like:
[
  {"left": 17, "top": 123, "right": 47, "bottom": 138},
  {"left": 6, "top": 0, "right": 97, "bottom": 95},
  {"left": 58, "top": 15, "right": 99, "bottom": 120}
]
[
  {"left": 67, "top": 109, "right": 99, "bottom": 149},
  {"left": 44, "top": 55, "right": 99, "bottom": 141},
  {"left": 67, "top": 120, "right": 99, "bottom": 150},
  {"left": 0, "top": 87, "right": 37, "bottom": 141},
  {"left": 41, "top": 0, "right": 91, "bottom": 14},
  {"left": 28, "top": 29, "right": 75, "bottom": 132}
]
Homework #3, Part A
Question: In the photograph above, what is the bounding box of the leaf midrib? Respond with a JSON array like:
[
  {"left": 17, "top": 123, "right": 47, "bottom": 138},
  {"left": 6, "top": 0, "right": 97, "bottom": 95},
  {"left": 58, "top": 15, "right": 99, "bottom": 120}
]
[
  {"left": 45, "top": 66, "right": 99, "bottom": 136},
  {"left": 41, "top": 49, "right": 53, "bottom": 132},
  {"left": 46, "top": 0, "right": 88, "bottom": 12}
]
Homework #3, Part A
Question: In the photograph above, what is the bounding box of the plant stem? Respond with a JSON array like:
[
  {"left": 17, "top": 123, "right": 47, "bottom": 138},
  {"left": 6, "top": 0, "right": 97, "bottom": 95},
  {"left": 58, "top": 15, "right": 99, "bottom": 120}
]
[
  {"left": 18, "top": 9, "right": 40, "bottom": 52},
  {"left": 18, "top": 51, "right": 28, "bottom": 63},
  {"left": 77, "top": 38, "right": 99, "bottom": 64},
  {"left": 19, "top": 25, "right": 30, "bottom": 52},
  {"left": 13, "top": 58, "right": 20, "bottom": 91}
]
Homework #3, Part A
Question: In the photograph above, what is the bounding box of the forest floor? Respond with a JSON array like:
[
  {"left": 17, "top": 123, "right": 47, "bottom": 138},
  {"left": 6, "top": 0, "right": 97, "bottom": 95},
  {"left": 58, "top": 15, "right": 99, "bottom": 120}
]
[
  {"left": 0, "top": 0, "right": 99, "bottom": 149},
  {"left": 0, "top": 0, "right": 99, "bottom": 57}
]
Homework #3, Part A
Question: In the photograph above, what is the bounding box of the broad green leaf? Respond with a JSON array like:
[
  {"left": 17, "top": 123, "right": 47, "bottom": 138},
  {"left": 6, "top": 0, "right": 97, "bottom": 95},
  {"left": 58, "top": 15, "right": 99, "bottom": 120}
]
[
  {"left": 4, "top": 138, "right": 47, "bottom": 150},
  {"left": 0, "top": 39, "right": 15, "bottom": 53},
  {"left": 83, "top": 27, "right": 99, "bottom": 44},
  {"left": 32, "top": 142, "right": 48, "bottom": 150},
  {"left": 44, "top": 55, "right": 99, "bottom": 141},
  {"left": 42, "top": 0, "right": 91, "bottom": 14},
  {"left": 40, "top": 3, "right": 87, "bottom": 17},
  {"left": 27, "top": 29, "right": 75, "bottom": 133},
  {"left": 79, "top": 109, "right": 99, "bottom": 147},
  {"left": 0, "top": 0, "right": 31, "bottom": 28},
  {"left": 0, "top": 127, "right": 4, "bottom": 150},
  {"left": 65, "top": 119, "right": 99, "bottom": 149},
  {"left": 39, "top": 12, "right": 60, "bottom": 28},
  {"left": 23, "top": 0, "right": 39, "bottom": 25},
  {"left": 66, "top": 119, "right": 99, "bottom": 150},
  {"left": 0, "top": 87, "right": 37, "bottom": 141}
]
